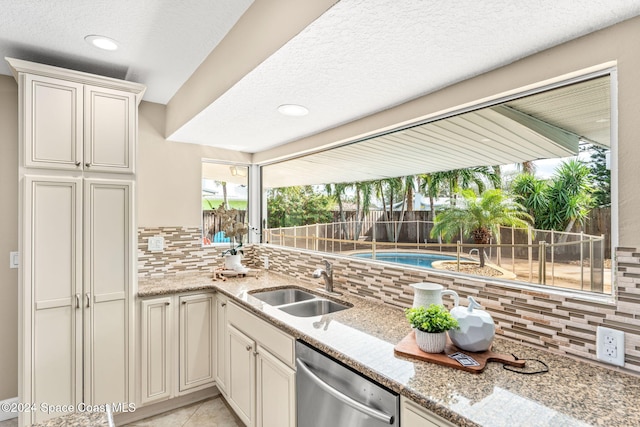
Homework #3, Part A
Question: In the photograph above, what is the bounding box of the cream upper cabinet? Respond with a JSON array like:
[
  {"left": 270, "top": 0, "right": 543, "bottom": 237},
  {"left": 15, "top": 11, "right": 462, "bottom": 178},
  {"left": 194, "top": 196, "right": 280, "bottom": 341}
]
[
  {"left": 84, "top": 85, "right": 135, "bottom": 173},
  {"left": 23, "top": 74, "right": 84, "bottom": 170},
  {"left": 9, "top": 57, "right": 144, "bottom": 174}
]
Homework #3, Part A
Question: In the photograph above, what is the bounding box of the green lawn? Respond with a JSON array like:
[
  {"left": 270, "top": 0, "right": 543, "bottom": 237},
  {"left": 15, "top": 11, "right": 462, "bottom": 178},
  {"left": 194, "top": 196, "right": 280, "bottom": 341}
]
[{"left": 202, "top": 199, "right": 248, "bottom": 210}]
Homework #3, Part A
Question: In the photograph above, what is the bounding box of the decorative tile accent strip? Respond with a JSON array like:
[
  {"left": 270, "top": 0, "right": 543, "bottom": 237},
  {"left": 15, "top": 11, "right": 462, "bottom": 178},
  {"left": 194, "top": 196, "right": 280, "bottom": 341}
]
[
  {"left": 254, "top": 244, "right": 640, "bottom": 374},
  {"left": 138, "top": 227, "right": 257, "bottom": 276}
]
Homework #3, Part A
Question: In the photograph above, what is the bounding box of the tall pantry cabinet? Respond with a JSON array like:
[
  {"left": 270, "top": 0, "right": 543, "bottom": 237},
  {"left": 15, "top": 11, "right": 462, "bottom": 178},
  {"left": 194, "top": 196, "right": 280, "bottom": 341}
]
[{"left": 7, "top": 58, "right": 145, "bottom": 426}]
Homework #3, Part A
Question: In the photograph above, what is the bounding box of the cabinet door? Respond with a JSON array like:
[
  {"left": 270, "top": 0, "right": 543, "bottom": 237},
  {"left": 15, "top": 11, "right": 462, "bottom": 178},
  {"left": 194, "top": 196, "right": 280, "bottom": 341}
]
[
  {"left": 140, "top": 297, "right": 173, "bottom": 405},
  {"left": 23, "top": 74, "right": 83, "bottom": 170},
  {"left": 256, "top": 346, "right": 295, "bottom": 427},
  {"left": 215, "top": 294, "right": 229, "bottom": 394},
  {"left": 227, "top": 324, "right": 256, "bottom": 427},
  {"left": 24, "top": 176, "right": 83, "bottom": 425},
  {"left": 84, "top": 179, "right": 133, "bottom": 405},
  {"left": 84, "top": 85, "right": 135, "bottom": 173},
  {"left": 179, "top": 293, "right": 215, "bottom": 392},
  {"left": 401, "top": 396, "right": 456, "bottom": 427}
]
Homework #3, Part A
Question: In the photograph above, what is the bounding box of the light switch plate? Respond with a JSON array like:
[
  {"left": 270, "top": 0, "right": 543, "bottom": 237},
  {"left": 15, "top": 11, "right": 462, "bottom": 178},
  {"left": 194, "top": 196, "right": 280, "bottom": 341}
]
[
  {"left": 147, "top": 236, "right": 164, "bottom": 252},
  {"left": 9, "top": 251, "right": 19, "bottom": 269}
]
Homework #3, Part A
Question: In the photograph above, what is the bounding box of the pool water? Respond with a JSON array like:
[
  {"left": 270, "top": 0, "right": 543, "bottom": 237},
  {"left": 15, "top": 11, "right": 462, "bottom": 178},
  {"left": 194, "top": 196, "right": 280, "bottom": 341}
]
[{"left": 352, "top": 252, "right": 461, "bottom": 268}]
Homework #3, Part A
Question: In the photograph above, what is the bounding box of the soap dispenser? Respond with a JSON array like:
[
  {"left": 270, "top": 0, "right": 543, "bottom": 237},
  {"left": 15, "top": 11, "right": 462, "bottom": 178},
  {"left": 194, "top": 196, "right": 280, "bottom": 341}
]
[{"left": 448, "top": 297, "right": 495, "bottom": 352}]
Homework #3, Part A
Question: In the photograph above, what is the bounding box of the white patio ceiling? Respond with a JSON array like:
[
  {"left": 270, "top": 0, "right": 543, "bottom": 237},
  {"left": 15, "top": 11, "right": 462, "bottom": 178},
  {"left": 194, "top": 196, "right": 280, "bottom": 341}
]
[{"left": 262, "top": 76, "right": 610, "bottom": 188}]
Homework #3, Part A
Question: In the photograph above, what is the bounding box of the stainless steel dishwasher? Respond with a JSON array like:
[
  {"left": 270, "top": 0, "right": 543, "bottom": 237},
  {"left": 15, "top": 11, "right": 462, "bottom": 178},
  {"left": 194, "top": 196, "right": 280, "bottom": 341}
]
[{"left": 296, "top": 340, "right": 399, "bottom": 427}]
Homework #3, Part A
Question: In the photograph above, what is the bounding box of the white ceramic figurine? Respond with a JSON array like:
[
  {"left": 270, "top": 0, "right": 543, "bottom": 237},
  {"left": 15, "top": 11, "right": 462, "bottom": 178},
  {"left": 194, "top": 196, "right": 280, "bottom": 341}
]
[{"left": 448, "top": 296, "right": 495, "bottom": 352}]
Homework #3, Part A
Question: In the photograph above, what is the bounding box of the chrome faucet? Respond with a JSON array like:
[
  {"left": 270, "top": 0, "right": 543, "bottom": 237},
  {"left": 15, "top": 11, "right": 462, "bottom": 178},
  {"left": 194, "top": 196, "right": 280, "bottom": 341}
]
[{"left": 313, "top": 260, "right": 334, "bottom": 293}]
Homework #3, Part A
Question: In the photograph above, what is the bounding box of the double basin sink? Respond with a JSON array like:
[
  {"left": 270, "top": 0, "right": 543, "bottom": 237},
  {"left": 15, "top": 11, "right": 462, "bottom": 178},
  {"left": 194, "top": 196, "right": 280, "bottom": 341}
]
[{"left": 250, "top": 287, "right": 351, "bottom": 317}]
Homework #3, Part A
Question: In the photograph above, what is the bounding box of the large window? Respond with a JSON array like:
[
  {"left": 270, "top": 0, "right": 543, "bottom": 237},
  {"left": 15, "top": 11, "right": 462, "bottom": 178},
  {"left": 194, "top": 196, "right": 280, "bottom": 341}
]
[
  {"left": 202, "top": 161, "right": 249, "bottom": 246},
  {"left": 262, "top": 71, "right": 614, "bottom": 295}
]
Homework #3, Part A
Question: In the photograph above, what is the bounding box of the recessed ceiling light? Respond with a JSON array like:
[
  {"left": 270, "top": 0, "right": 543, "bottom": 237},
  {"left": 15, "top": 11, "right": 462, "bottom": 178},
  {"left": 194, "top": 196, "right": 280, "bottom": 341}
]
[
  {"left": 85, "top": 35, "right": 119, "bottom": 51},
  {"left": 278, "top": 104, "right": 309, "bottom": 117}
]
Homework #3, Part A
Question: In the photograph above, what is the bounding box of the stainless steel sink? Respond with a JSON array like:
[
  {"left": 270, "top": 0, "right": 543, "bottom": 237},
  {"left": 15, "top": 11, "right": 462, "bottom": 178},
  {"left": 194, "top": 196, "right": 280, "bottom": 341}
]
[
  {"left": 278, "top": 299, "right": 350, "bottom": 317},
  {"left": 251, "top": 288, "right": 316, "bottom": 306},
  {"left": 249, "top": 287, "right": 351, "bottom": 317}
]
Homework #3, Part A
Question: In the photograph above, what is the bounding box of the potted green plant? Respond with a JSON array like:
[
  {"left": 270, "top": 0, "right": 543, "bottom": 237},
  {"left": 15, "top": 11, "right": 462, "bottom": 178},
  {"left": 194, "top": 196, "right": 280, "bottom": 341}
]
[
  {"left": 405, "top": 304, "right": 459, "bottom": 353},
  {"left": 214, "top": 204, "right": 249, "bottom": 269}
]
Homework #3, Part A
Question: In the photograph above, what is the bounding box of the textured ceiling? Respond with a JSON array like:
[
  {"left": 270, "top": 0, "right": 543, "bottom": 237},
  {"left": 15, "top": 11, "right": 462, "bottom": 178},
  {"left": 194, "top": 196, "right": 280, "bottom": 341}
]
[
  {"left": 0, "top": 0, "right": 253, "bottom": 103},
  {"left": 0, "top": 0, "right": 636, "bottom": 157},
  {"left": 168, "top": 0, "right": 640, "bottom": 153}
]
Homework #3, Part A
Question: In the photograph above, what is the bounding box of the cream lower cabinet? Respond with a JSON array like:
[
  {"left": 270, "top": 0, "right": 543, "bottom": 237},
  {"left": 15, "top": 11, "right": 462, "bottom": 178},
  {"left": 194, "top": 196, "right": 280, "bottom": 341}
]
[
  {"left": 21, "top": 176, "right": 134, "bottom": 426},
  {"left": 255, "top": 344, "right": 296, "bottom": 427},
  {"left": 215, "top": 293, "right": 229, "bottom": 394},
  {"left": 139, "top": 292, "right": 215, "bottom": 406},
  {"left": 225, "top": 302, "right": 295, "bottom": 427},
  {"left": 139, "top": 297, "right": 173, "bottom": 405},
  {"left": 401, "top": 396, "right": 457, "bottom": 427},
  {"left": 227, "top": 325, "right": 256, "bottom": 425},
  {"left": 179, "top": 293, "right": 216, "bottom": 392}
]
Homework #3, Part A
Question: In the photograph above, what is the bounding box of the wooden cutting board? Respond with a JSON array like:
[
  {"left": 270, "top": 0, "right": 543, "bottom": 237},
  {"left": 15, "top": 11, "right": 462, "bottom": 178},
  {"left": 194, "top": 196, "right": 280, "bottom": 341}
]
[{"left": 394, "top": 331, "right": 525, "bottom": 373}]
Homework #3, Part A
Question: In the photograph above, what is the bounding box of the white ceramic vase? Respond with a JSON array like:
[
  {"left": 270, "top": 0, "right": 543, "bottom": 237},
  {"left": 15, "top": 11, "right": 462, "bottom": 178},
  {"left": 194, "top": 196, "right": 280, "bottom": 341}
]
[
  {"left": 415, "top": 330, "right": 447, "bottom": 353},
  {"left": 224, "top": 254, "right": 242, "bottom": 270}
]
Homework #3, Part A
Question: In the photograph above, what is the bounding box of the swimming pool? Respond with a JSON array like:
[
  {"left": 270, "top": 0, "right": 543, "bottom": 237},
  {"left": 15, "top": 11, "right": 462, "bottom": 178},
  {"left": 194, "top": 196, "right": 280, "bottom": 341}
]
[{"left": 352, "top": 252, "right": 464, "bottom": 268}]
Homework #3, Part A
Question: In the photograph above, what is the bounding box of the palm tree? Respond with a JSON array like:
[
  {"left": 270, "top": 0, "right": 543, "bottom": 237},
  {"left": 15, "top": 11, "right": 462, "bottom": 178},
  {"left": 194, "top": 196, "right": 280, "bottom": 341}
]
[
  {"left": 544, "top": 159, "right": 593, "bottom": 235},
  {"left": 511, "top": 173, "right": 548, "bottom": 225},
  {"left": 430, "top": 189, "right": 532, "bottom": 267},
  {"left": 325, "top": 182, "right": 351, "bottom": 239},
  {"left": 375, "top": 177, "right": 411, "bottom": 242},
  {"left": 353, "top": 180, "right": 374, "bottom": 240},
  {"left": 510, "top": 160, "right": 593, "bottom": 237},
  {"left": 435, "top": 167, "right": 501, "bottom": 206},
  {"left": 418, "top": 173, "right": 446, "bottom": 221}
]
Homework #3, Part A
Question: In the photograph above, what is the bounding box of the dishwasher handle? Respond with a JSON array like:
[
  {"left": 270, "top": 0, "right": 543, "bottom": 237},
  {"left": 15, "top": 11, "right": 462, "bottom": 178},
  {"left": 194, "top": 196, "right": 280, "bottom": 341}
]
[{"left": 296, "top": 358, "right": 394, "bottom": 425}]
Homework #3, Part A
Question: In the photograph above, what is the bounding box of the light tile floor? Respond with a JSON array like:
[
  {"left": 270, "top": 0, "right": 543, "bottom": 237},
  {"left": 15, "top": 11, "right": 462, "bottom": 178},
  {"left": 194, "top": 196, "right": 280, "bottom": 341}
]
[
  {"left": 0, "top": 397, "right": 241, "bottom": 427},
  {"left": 0, "top": 418, "right": 16, "bottom": 427},
  {"left": 124, "top": 397, "right": 242, "bottom": 427}
]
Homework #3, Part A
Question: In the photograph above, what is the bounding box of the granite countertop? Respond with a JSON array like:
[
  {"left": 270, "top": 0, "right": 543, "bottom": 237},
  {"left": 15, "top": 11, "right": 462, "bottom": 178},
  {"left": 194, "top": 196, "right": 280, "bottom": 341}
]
[
  {"left": 138, "top": 271, "right": 640, "bottom": 427},
  {"left": 31, "top": 411, "right": 110, "bottom": 427}
]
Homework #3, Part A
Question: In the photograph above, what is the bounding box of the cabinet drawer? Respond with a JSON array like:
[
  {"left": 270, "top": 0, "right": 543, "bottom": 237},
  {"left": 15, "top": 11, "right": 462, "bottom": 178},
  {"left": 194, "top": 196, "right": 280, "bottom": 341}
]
[
  {"left": 401, "top": 396, "right": 456, "bottom": 427},
  {"left": 228, "top": 302, "right": 295, "bottom": 367}
]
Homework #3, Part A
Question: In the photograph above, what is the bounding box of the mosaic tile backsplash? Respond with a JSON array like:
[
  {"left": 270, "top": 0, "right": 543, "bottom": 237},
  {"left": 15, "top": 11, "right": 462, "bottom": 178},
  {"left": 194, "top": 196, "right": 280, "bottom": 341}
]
[
  {"left": 137, "top": 226, "right": 257, "bottom": 276},
  {"left": 138, "top": 227, "right": 640, "bottom": 374}
]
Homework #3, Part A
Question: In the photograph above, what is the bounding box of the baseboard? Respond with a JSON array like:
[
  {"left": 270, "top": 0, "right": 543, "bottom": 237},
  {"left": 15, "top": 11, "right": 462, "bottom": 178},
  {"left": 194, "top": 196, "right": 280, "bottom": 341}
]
[
  {"left": 0, "top": 397, "right": 19, "bottom": 421},
  {"left": 113, "top": 387, "right": 219, "bottom": 426}
]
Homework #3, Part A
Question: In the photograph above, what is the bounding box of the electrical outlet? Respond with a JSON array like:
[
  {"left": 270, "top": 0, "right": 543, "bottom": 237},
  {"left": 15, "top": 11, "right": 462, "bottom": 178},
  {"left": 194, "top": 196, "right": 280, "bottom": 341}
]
[
  {"left": 147, "top": 236, "right": 164, "bottom": 252},
  {"left": 596, "top": 326, "right": 625, "bottom": 367}
]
